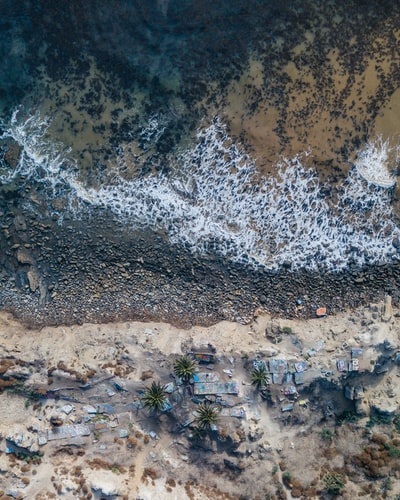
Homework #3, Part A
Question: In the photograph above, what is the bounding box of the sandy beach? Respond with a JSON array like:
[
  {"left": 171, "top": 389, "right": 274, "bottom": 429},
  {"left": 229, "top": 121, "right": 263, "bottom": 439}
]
[{"left": 1, "top": 298, "right": 400, "bottom": 499}]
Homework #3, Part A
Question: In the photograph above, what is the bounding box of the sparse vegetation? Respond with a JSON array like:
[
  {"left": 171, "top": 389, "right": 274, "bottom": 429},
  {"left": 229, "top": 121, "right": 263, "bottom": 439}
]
[
  {"left": 323, "top": 472, "right": 345, "bottom": 495},
  {"left": 92, "top": 412, "right": 109, "bottom": 423},
  {"left": 393, "top": 414, "right": 400, "bottom": 432},
  {"left": 384, "top": 442, "right": 400, "bottom": 458},
  {"left": 366, "top": 414, "right": 392, "bottom": 428},
  {"left": 336, "top": 410, "right": 360, "bottom": 426},
  {"left": 321, "top": 428, "right": 334, "bottom": 441}
]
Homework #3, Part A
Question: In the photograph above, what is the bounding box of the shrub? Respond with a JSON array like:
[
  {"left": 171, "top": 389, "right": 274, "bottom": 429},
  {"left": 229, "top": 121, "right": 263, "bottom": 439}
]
[
  {"left": 323, "top": 473, "right": 345, "bottom": 495},
  {"left": 321, "top": 428, "right": 334, "bottom": 441}
]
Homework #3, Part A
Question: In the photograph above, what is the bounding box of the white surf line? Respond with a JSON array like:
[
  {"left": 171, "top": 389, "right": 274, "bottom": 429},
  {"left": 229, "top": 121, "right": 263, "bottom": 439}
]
[{"left": 1, "top": 110, "right": 400, "bottom": 271}]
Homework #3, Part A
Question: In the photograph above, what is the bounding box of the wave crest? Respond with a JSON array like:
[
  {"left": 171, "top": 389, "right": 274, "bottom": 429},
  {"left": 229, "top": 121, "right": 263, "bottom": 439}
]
[{"left": 1, "top": 111, "right": 399, "bottom": 271}]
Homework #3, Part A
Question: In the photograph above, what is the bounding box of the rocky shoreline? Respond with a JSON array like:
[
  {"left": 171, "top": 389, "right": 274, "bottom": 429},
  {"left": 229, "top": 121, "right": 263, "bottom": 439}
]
[{"left": 1, "top": 202, "right": 399, "bottom": 329}]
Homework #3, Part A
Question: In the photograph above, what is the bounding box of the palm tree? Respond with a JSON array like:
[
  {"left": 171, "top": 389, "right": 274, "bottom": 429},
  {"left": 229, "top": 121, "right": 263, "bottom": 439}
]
[
  {"left": 141, "top": 381, "right": 168, "bottom": 415},
  {"left": 173, "top": 355, "right": 198, "bottom": 383},
  {"left": 195, "top": 402, "right": 220, "bottom": 431},
  {"left": 251, "top": 363, "right": 270, "bottom": 390}
]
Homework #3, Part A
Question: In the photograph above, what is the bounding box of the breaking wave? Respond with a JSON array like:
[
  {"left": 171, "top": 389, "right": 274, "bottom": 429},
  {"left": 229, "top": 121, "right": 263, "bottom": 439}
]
[{"left": 1, "top": 110, "right": 400, "bottom": 271}]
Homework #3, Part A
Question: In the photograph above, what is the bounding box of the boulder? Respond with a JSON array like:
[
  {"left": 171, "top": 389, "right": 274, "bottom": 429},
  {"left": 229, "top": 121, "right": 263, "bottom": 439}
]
[
  {"left": 27, "top": 267, "right": 40, "bottom": 292},
  {"left": 13, "top": 215, "right": 27, "bottom": 232},
  {"left": 369, "top": 394, "right": 398, "bottom": 417},
  {"left": 16, "top": 247, "right": 35, "bottom": 265},
  {"left": 248, "top": 424, "right": 264, "bottom": 442},
  {"left": 383, "top": 295, "right": 392, "bottom": 321},
  {"left": 4, "top": 141, "right": 22, "bottom": 169},
  {"left": 87, "top": 470, "right": 124, "bottom": 497},
  {"left": 355, "top": 398, "right": 369, "bottom": 417},
  {"left": 6, "top": 425, "right": 39, "bottom": 454}
]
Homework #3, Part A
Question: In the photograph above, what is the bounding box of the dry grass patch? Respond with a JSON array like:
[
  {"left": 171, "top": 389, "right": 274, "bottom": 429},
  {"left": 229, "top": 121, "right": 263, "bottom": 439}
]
[{"left": 87, "top": 457, "right": 126, "bottom": 474}]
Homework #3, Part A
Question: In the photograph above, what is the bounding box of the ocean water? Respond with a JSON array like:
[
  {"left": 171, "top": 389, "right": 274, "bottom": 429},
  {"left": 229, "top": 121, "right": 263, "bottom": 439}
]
[{"left": 1, "top": 0, "right": 400, "bottom": 322}]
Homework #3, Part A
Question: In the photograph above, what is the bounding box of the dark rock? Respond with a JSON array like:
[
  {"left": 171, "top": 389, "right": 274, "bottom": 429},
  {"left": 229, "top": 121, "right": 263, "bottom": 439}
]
[
  {"left": 50, "top": 416, "right": 64, "bottom": 427},
  {"left": 4, "top": 142, "right": 22, "bottom": 169},
  {"left": 223, "top": 458, "right": 244, "bottom": 473}
]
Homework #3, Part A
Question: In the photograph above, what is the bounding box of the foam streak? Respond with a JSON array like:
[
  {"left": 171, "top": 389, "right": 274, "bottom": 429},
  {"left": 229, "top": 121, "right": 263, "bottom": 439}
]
[{"left": 1, "top": 111, "right": 399, "bottom": 271}]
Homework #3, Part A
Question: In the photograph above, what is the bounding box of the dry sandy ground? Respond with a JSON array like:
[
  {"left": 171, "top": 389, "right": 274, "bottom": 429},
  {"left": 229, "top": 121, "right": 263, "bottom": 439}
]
[{"left": 0, "top": 297, "right": 400, "bottom": 499}]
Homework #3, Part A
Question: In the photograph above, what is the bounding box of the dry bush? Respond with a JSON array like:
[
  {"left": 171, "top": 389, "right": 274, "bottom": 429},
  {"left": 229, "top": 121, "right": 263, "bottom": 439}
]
[
  {"left": 126, "top": 437, "right": 138, "bottom": 448},
  {"left": 323, "top": 447, "right": 340, "bottom": 459},
  {"left": 87, "top": 458, "right": 126, "bottom": 474},
  {"left": 0, "top": 359, "right": 15, "bottom": 374},
  {"left": 52, "top": 446, "right": 75, "bottom": 456},
  {"left": 302, "top": 486, "right": 317, "bottom": 496},
  {"left": 72, "top": 466, "right": 82, "bottom": 477},
  {"left": 289, "top": 478, "right": 303, "bottom": 491},
  {"left": 142, "top": 467, "right": 161, "bottom": 481},
  {"left": 218, "top": 427, "right": 229, "bottom": 440},
  {"left": 140, "top": 370, "right": 154, "bottom": 381},
  {"left": 0, "top": 378, "right": 18, "bottom": 389},
  {"left": 114, "top": 365, "right": 133, "bottom": 377},
  {"left": 371, "top": 434, "right": 387, "bottom": 445}
]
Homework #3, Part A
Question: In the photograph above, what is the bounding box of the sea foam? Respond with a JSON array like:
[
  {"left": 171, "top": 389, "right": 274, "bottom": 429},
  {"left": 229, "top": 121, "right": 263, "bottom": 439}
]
[{"left": 1, "top": 110, "right": 399, "bottom": 271}]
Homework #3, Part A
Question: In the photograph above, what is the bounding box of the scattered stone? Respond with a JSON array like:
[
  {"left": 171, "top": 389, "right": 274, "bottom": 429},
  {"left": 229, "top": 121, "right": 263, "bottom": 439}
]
[
  {"left": 16, "top": 247, "right": 35, "bottom": 265},
  {"left": 13, "top": 215, "right": 27, "bottom": 232},
  {"left": 96, "top": 403, "right": 115, "bottom": 414},
  {"left": 61, "top": 404, "right": 74, "bottom": 415},
  {"left": 248, "top": 425, "right": 264, "bottom": 442},
  {"left": 383, "top": 295, "right": 392, "bottom": 321},
  {"left": 118, "top": 429, "right": 128, "bottom": 438},
  {"left": 83, "top": 405, "right": 98, "bottom": 414},
  {"left": 27, "top": 267, "right": 41, "bottom": 292},
  {"left": 38, "top": 435, "right": 48, "bottom": 446}
]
